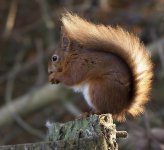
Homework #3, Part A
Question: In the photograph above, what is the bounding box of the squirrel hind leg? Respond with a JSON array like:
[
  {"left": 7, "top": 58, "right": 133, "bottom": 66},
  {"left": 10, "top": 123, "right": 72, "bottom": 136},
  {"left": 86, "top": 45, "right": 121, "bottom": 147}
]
[{"left": 89, "top": 78, "right": 130, "bottom": 121}]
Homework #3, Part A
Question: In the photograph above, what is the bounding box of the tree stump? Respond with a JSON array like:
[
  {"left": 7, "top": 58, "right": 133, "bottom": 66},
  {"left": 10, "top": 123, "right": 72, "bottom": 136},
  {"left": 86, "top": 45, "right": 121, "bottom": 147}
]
[{"left": 0, "top": 114, "right": 127, "bottom": 150}]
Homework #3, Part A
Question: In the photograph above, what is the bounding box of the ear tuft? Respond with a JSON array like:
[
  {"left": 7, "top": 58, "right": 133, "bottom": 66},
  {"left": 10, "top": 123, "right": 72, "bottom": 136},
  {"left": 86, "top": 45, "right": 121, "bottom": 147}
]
[{"left": 60, "top": 26, "right": 71, "bottom": 51}]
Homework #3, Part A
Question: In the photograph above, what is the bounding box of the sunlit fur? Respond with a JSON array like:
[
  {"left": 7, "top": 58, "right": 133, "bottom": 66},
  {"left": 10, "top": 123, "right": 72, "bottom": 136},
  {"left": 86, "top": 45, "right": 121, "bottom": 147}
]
[{"left": 61, "top": 12, "right": 153, "bottom": 121}]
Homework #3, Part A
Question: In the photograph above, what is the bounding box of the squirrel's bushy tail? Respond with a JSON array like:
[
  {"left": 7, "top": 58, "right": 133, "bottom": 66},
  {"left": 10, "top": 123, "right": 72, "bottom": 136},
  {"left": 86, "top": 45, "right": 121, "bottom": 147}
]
[{"left": 62, "top": 12, "right": 153, "bottom": 120}]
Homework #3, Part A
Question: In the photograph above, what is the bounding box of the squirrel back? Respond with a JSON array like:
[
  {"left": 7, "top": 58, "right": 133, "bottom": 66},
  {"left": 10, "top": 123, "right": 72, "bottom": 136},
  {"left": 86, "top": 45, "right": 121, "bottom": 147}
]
[{"left": 61, "top": 13, "right": 153, "bottom": 120}]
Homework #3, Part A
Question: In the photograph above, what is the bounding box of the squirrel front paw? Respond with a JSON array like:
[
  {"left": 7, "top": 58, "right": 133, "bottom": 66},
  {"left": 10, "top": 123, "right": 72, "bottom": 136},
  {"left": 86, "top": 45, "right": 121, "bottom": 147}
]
[{"left": 48, "top": 73, "right": 60, "bottom": 84}]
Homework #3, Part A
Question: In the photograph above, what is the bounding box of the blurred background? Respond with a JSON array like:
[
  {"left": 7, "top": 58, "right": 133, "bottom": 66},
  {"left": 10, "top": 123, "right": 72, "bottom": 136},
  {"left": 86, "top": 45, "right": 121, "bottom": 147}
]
[{"left": 0, "top": 0, "right": 164, "bottom": 149}]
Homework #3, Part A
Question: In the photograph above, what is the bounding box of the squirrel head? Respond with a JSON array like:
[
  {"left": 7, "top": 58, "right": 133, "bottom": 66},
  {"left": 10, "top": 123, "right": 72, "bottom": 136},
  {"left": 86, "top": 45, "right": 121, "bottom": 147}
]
[{"left": 48, "top": 27, "right": 82, "bottom": 75}]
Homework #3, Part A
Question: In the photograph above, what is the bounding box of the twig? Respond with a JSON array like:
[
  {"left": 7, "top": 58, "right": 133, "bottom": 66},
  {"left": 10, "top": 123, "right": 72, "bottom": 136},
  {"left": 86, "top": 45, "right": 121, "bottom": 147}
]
[
  {"left": 3, "top": 0, "right": 19, "bottom": 38},
  {"left": 143, "top": 112, "right": 151, "bottom": 133},
  {"left": 35, "top": 38, "right": 47, "bottom": 87},
  {"left": 5, "top": 49, "right": 44, "bottom": 139},
  {"left": 64, "top": 102, "right": 82, "bottom": 117},
  {"left": 157, "top": 41, "right": 164, "bottom": 75},
  {"left": 0, "top": 84, "right": 76, "bottom": 128},
  {"left": 150, "top": 29, "right": 164, "bottom": 76},
  {"left": 143, "top": 112, "right": 161, "bottom": 149},
  {"left": 36, "top": 0, "right": 55, "bottom": 50},
  {"left": 147, "top": 37, "right": 164, "bottom": 57},
  {"left": 0, "top": 49, "right": 50, "bottom": 84}
]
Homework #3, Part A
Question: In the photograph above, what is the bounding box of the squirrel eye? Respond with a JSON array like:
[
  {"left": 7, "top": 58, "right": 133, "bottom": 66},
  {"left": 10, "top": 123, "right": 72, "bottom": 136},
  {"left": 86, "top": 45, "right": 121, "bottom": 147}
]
[{"left": 51, "top": 55, "right": 59, "bottom": 63}]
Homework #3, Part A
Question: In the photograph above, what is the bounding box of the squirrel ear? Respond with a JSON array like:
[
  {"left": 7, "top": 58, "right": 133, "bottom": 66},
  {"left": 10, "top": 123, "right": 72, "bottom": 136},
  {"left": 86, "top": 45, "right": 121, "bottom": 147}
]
[{"left": 61, "top": 26, "right": 71, "bottom": 51}]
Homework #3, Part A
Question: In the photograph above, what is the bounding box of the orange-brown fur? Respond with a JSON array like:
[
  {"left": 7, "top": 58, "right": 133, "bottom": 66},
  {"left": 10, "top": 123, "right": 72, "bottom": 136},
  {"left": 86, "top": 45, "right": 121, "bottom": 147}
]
[{"left": 49, "top": 12, "right": 153, "bottom": 121}]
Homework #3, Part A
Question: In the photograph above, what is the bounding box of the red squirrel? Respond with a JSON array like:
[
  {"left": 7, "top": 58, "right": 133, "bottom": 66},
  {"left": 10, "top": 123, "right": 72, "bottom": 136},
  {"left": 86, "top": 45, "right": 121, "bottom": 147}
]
[{"left": 48, "top": 12, "right": 153, "bottom": 121}]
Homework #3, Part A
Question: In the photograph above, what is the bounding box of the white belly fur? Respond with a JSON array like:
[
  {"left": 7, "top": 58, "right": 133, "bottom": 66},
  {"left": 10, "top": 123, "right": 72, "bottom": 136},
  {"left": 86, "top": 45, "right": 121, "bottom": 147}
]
[{"left": 72, "top": 83, "right": 95, "bottom": 109}]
